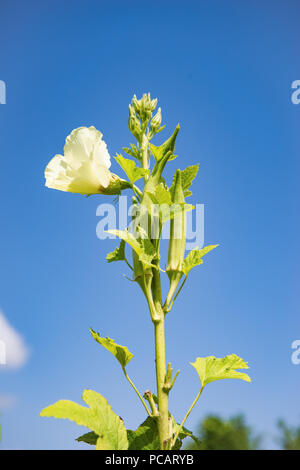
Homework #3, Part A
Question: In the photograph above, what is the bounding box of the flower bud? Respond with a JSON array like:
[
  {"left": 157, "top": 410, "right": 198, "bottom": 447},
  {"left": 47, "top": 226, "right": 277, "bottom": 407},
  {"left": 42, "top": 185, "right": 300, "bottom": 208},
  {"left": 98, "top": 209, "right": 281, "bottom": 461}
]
[
  {"left": 150, "top": 97, "right": 158, "bottom": 112},
  {"left": 128, "top": 105, "right": 141, "bottom": 140},
  {"left": 132, "top": 94, "right": 140, "bottom": 114},
  {"left": 150, "top": 107, "right": 162, "bottom": 134},
  {"left": 130, "top": 93, "right": 158, "bottom": 124}
]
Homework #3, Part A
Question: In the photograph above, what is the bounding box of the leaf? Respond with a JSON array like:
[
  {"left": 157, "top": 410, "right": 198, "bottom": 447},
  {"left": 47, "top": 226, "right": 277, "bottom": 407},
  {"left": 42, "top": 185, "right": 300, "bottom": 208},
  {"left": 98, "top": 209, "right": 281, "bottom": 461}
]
[
  {"left": 122, "top": 144, "right": 142, "bottom": 163},
  {"left": 106, "top": 229, "right": 156, "bottom": 267},
  {"left": 170, "top": 165, "right": 199, "bottom": 198},
  {"left": 182, "top": 244, "right": 219, "bottom": 276},
  {"left": 90, "top": 329, "right": 133, "bottom": 369},
  {"left": 146, "top": 185, "right": 194, "bottom": 225},
  {"left": 127, "top": 417, "right": 160, "bottom": 450},
  {"left": 152, "top": 184, "right": 172, "bottom": 206},
  {"left": 41, "top": 389, "right": 128, "bottom": 450},
  {"left": 191, "top": 354, "right": 251, "bottom": 388},
  {"left": 76, "top": 431, "right": 98, "bottom": 445},
  {"left": 148, "top": 125, "right": 180, "bottom": 162},
  {"left": 106, "top": 240, "right": 125, "bottom": 263},
  {"left": 149, "top": 143, "right": 177, "bottom": 162},
  {"left": 115, "top": 154, "right": 149, "bottom": 184},
  {"left": 171, "top": 420, "right": 201, "bottom": 448},
  {"left": 180, "top": 165, "right": 199, "bottom": 190},
  {"left": 127, "top": 414, "right": 196, "bottom": 451}
]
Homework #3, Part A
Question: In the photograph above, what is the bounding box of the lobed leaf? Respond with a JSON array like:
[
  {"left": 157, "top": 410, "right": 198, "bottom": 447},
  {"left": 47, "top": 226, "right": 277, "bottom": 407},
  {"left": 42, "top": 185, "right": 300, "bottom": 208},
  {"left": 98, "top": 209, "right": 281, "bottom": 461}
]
[
  {"left": 127, "top": 417, "right": 160, "bottom": 450},
  {"left": 106, "top": 229, "right": 156, "bottom": 267},
  {"left": 41, "top": 389, "right": 128, "bottom": 450},
  {"left": 182, "top": 244, "right": 219, "bottom": 276},
  {"left": 106, "top": 240, "right": 125, "bottom": 263},
  {"left": 115, "top": 154, "right": 149, "bottom": 184},
  {"left": 90, "top": 329, "right": 133, "bottom": 369},
  {"left": 191, "top": 354, "right": 251, "bottom": 388},
  {"left": 127, "top": 414, "right": 197, "bottom": 451}
]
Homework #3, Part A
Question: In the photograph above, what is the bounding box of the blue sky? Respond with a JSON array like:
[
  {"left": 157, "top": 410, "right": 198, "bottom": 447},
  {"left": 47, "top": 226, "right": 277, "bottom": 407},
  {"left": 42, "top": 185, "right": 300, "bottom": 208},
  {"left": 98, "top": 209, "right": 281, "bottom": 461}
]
[{"left": 0, "top": 0, "right": 299, "bottom": 449}]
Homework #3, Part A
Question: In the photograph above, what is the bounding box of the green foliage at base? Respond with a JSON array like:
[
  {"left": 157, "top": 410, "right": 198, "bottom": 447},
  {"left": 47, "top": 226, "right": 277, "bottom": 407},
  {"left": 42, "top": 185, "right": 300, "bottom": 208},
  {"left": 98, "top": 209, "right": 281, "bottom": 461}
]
[{"left": 185, "top": 414, "right": 261, "bottom": 450}]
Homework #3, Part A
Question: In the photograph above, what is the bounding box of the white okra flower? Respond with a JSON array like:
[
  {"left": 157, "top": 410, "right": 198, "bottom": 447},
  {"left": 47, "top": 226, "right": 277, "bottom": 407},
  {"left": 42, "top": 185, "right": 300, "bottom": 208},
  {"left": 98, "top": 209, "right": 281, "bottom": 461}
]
[{"left": 45, "top": 126, "right": 129, "bottom": 195}]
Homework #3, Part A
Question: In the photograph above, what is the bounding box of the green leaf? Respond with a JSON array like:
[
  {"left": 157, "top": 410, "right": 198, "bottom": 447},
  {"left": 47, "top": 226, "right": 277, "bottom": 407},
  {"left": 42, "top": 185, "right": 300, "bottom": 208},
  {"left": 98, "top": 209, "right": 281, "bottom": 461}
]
[
  {"left": 146, "top": 185, "right": 193, "bottom": 226},
  {"left": 170, "top": 165, "right": 199, "bottom": 198},
  {"left": 90, "top": 329, "right": 133, "bottom": 369},
  {"left": 76, "top": 431, "right": 98, "bottom": 445},
  {"left": 169, "top": 416, "right": 200, "bottom": 449},
  {"left": 115, "top": 154, "right": 149, "bottom": 184},
  {"left": 122, "top": 144, "right": 142, "bottom": 163},
  {"left": 41, "top": 389, "right": 128, "bottom": 450},
  {"left": 127, "top": 415, "right": 196, "bottom": 451},
  {"left": 149, "top": 143, "right": 177, "bottom": 162},
  {"left": 180, "top": 164, "right": 199, "bottom": 190},
  {"left": 151, "top": 184, "right": 172, "bottom": 205},
  {"left": 163, "top": 203, "right": 194, "bottom": 225},
  {"left": 127, "top": 417, "right": 160, "bottom": 450},
  {"left": 106, "top": 240, "right": 125, "bottom": 263},
  {"left": 171, "top": 420, "right": 201, "bottom": 448},
  {"left": 182, "top": 244, "right": 219, "bottom": 276},
  {"left": 191, "top": 354, "right": 251, "bottom": 388},
  {"left": 148, "top": 125, "right": 180, "bottom": 162},
  {"left": 106, "top": 229, "right": 156, "bottom": 267}
]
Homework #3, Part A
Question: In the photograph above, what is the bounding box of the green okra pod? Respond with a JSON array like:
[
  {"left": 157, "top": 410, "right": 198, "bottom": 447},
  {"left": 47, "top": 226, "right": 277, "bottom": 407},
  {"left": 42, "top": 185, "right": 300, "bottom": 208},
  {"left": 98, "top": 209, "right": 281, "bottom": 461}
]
[{"left": 165, "top": 170, "right": 186, "bottom": 309}]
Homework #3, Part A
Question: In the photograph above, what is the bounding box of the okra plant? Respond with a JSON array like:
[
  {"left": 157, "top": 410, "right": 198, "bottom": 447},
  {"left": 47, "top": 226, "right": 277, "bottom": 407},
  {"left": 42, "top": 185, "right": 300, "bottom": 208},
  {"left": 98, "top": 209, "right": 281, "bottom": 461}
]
[{"left": 41, "top": 93, "right": 251, "bottom": 450}]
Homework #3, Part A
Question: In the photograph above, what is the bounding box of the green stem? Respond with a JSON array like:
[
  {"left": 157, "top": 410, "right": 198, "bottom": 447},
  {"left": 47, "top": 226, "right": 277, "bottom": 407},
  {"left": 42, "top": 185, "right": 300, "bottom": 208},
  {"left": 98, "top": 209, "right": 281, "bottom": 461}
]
[
  {"left": 140, "top": 122, "right": 169, "bottom": 448},
  {"left": 164, "top": 275, "right": 187, "bottom": 313},
  {"left": 144, "top": 390, "right": 159, "bottom": 416},
  {"left": 151, "top": 263, "right": 170, "bottom": 448},
  {"left": 122, "top": 367, "right": 151, "bottom": 417},
  {"left": 133, "top": 184, "right": 143, "bottom": 200},
  {"left": 124, "top": 257, "right": 134, "bottom": 271},
  {"left": 172, "top": 386, "right": 204, "bottom": 446},
  {"left": 154, "top": 315, "right": 169, "bottom": 448},
  {"left": 141, "top": 134, "right": 149, "bottom": 181}
]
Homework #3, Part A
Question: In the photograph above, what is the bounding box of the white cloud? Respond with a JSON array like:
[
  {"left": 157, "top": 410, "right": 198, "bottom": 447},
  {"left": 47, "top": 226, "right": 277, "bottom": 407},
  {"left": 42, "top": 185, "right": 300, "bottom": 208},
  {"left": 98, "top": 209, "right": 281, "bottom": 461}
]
[{"left": 0, "top": 311, "right": 30, "bottom": 369}]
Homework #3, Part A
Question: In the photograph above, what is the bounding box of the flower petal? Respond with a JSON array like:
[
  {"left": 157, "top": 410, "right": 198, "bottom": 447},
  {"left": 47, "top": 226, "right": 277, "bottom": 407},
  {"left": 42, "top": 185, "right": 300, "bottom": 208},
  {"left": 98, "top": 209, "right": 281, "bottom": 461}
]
[
  {"left": 44, "top": 127, "right": 113, "bottom": 195},
  {"left": 45, "top": 155, "right": 71, "bottom": 191},
  {"left": 64, "top": 126, "right": 111, "bottom": 170}
]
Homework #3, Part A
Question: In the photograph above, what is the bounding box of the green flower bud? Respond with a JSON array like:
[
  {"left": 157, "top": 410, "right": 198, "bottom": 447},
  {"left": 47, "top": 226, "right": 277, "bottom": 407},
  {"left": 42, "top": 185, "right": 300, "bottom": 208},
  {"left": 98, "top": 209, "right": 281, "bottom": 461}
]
[
  {"left": 128, "top": 104, "right": 141, "bottom": 140},
  {"left": 150, "top": 97, "right": 158, "bottom": 112},
  {"left": 150, "top": 107, "right": 162, "bottom": 134},
  {"left": 132, "top": 94, "right": 140, "bottom": 114},
  {"left": 130, "top": 93, "right": 158, "bottom": 124},
  {"left": 165, "top": 170, "right": 186, "bottom": 306}
]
